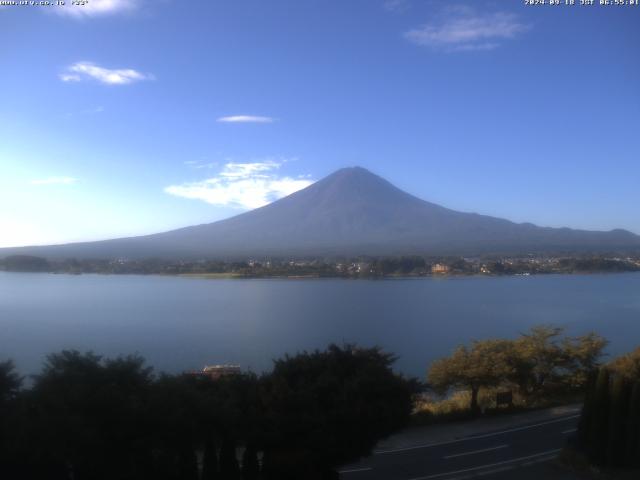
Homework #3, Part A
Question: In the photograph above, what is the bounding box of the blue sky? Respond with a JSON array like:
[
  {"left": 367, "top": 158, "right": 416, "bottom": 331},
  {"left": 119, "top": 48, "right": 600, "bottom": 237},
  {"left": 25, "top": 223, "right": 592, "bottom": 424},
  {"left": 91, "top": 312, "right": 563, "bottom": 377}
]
[{"left": 1, "top": 0, "right": 638, "bottom": 247}]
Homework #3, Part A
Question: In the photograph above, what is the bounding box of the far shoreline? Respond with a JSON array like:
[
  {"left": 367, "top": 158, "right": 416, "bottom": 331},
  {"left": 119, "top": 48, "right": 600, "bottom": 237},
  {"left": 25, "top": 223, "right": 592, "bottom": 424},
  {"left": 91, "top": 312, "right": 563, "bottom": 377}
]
[
  {"left": 2, "top": 270, "right": 640, "bottom": 281},
  {"left": 2, "top": 253, "right": 639, "bottom": 279}
]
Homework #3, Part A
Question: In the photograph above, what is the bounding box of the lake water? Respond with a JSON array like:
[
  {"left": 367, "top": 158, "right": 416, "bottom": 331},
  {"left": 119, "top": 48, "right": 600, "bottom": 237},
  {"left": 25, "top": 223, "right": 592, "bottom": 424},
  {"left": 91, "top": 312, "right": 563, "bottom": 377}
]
[{"left": 1, "top": 272, "right": 639, "bottom": 378}]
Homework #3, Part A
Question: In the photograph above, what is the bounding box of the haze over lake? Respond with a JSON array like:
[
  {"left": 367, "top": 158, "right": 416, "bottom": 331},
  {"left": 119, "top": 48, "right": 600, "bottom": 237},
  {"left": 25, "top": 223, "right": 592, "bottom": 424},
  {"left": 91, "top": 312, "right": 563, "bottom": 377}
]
[{"left": 2, "top": 272, "right": 639, "bottom": 378}]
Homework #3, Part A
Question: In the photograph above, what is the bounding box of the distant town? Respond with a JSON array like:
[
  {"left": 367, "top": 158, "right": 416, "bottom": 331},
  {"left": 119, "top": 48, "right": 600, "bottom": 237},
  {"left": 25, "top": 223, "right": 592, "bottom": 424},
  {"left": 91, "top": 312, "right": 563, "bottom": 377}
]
[{"left": 1, "top": 253, "right": 639, "bottom": 278}]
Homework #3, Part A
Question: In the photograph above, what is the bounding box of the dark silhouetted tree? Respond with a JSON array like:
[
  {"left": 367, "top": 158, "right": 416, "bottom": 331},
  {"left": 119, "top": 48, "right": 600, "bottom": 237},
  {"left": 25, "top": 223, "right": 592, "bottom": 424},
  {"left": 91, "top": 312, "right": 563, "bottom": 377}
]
[
  {"left": 202, "top": 437, "right": 220, "bottom": 480},
  {"left": 625, "top": 381, "right": 640, "bottom": 467},
  {"left": 28, "top": 350, "right": 154, "bottom": 480},
  {"left": 219, "top": 437, "right": 240, "bottom": 480},
  {"left": 588, "top": 367, "right": 611, "bottom": 465},
  {"left": 0, "top": 360, "right": 22, "bottom": 403},
  {"left": 626, "top": 382, "right": 640, "bottom": 467},
  {"left": 0, "top": 360, "right": 24, "bottom": 478},
  {"left": 606, "top": 375, "right": 630, "bottom": 466},
  {"left": 261, "top": 344, "right": 417, "bottom": 478},
  {"left": 241, "top": 443, "right": 260, "bottom": 480}
]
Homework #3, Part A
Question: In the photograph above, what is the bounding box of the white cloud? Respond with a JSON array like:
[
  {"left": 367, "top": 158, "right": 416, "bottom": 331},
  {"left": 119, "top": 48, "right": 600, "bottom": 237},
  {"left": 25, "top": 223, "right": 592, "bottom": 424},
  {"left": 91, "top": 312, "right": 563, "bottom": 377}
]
[
  {"left": 30, "top": 177, "right": 78, "bottom": 185},
  {"left": 165, "top": 161, "right": 313, "bottom": 210},
  {"left": 60, "top": 73, "right": 82, "bottom": 82},
  {"left": 217, "top": 162, "right": 279, "bottom": 178},
  {"left": 404, "top": 7, "right": 530, "bottom": 52},
  {"left": 60, "top": 62, "right": 153, "bottom": 85},
  {"left": 54, "top": 0, "right": 139, "bottom": 18},
  {"left": 217, "top": 115, "right": 275, "bottom": 124}
]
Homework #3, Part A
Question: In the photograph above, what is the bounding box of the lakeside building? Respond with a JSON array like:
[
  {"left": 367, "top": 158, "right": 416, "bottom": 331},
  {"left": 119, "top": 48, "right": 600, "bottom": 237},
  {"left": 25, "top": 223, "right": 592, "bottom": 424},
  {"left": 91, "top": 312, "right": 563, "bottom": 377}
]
[
  {"left": 189, "top": 364, "right": 242, "bottom": 380},
  {"left": 431, "top": 263, "right": 450, "bottom": 274}
]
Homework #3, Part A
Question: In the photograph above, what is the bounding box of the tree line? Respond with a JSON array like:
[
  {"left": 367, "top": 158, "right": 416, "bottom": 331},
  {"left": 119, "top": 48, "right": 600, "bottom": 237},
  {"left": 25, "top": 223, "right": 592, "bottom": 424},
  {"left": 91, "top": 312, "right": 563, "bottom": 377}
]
[
  {"left": 427, "top": 326, "right": 608, "bottom": 414},
  {"left": 0, "top": 345, "right": 418, "bottom": 480},
  {"left": 2, "top": 254, "right": 638, "bottom": 277},
  {"left": 2, "top": 328, "right": 639, "bottom": 478}
]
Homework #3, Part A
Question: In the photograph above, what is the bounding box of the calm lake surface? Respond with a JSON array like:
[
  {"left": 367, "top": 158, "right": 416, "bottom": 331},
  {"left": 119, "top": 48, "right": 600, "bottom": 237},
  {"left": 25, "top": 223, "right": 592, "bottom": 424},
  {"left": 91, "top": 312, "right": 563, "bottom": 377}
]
[{"left": 1, "top": 272, "right": 639, "bottom": 378}]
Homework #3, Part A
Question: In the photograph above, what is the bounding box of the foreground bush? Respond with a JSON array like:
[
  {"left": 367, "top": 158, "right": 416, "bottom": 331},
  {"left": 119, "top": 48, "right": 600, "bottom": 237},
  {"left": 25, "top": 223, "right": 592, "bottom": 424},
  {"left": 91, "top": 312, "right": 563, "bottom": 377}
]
[
  {"left": 261, "top": 345, "right": 418, "bottom": 479},
  {"left": 0, "top": 344, "right": 417, "bottom": 480}
]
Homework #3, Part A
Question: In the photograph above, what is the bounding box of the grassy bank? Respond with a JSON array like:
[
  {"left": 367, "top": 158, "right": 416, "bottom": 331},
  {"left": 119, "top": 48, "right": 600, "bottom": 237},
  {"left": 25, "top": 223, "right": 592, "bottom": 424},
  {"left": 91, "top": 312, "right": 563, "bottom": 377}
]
[
  {"left": 179, "top": 272, "right": 246, "bottom": 279},
  {"left": 411, "top": 388, "right": 584, "bottom": 427}
]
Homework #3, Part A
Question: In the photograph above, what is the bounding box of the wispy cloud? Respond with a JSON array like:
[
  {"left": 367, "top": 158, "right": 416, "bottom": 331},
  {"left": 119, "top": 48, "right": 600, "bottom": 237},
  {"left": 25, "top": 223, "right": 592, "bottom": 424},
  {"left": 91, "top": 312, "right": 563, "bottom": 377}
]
[
  {"left": 54, "top": 0, "right": 139, "bottom": 18},
  {"left": 60, "top": 62, "right": 154, "bottom": 85},
  {"left": 217, "top": 115, "right": 275, "bottom": 124},
  {"left": 404, "top": 6, "right": 530, "bottom": 52},
  {"left": 31, "top": 177, "right": 78, "bottom": 186},
  {"left": 383, "top": 0, "right": 409, "bottom": 13},
  {"left": 193, "top": 163, "right": 219, "bottom": 169},
  {"left": 183, "top": 159, "right": 220, "bottom": 169},
  {"left": 165, "top": 160, "right": 313, "bottom": 210},
  {"left": 64, "top": 106, "right": 104, "bottom": 118}
]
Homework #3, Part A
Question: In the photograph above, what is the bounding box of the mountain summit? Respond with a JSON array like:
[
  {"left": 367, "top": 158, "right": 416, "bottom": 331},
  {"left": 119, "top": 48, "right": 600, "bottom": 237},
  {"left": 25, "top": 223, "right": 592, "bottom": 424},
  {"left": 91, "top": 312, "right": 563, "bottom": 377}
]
[{"left": 3, "top": 167, "right": 639, "bottom": 259}]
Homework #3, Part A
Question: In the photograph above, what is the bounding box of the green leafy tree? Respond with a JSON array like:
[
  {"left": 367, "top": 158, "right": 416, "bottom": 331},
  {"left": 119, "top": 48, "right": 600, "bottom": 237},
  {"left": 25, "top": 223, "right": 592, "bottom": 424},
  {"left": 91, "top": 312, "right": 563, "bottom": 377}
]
[
  {"left": 428, "top": 339, "right": 513, "bottom": 414},
  {"left": 429, "top": 326, "right": 608, "bottom": 414},
  {"left": 509, "top": 325, "right": 566, "bottom": 396},
  {"left": 561, "top": 332, "right": 608, "bottom": 389},
  {"left": 609, "top": 346, "right": 640, "bottom": 381}
]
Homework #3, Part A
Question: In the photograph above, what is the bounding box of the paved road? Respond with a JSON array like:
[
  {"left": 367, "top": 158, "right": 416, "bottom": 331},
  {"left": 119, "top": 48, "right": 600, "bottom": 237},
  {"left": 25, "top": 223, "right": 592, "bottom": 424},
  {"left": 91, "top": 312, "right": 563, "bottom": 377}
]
[{"left": 339, "top": 410, "right": 581, "bottom": 480}]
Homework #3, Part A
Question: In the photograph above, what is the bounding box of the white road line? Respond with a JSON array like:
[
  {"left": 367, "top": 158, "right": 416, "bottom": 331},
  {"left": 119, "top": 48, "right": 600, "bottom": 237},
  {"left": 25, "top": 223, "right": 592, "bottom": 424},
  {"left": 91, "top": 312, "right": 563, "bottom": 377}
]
[
  {"left": 443, "top": 444, "right": 508, "bottom": 459},
  {"left": 406, "top": 448, "right": 562, "bottom": 480},
  {"left": 339, "top": 467, "right": 373, "bottom": 474},
  {"left": 374, "top": 415, "right": 580, "bottom": 454},
  {"left": 475, "top": 465, "right": 513, "bottom": 477},
  {"left": 562, "top": 428, "right": 577, "bottom": 434}
]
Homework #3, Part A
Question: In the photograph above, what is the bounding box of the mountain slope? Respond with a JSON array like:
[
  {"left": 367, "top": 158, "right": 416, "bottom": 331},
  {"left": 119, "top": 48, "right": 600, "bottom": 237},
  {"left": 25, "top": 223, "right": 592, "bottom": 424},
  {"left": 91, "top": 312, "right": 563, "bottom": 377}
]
[{"left": 2, "top": 167, "right": 639, "bottom": 259}]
